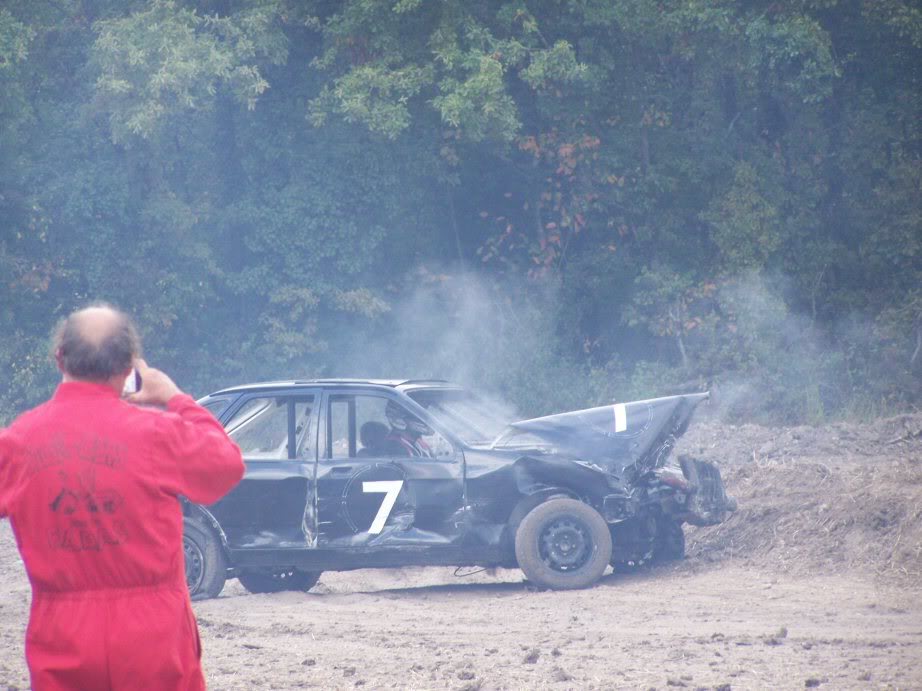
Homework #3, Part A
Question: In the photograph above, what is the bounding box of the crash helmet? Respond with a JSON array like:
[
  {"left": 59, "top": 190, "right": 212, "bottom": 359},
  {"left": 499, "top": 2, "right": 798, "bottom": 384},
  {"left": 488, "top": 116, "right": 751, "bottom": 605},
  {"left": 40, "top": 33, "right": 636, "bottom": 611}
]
[{"left": 385, "top": 400, "right": 432, "bottom": 437}]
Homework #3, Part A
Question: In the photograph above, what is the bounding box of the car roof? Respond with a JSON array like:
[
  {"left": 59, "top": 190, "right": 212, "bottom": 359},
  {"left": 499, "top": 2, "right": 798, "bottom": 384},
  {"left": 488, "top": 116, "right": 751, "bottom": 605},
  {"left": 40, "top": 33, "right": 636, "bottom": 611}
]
[{"left": 207, "top": 378, "right": 453, "bottom": 396}]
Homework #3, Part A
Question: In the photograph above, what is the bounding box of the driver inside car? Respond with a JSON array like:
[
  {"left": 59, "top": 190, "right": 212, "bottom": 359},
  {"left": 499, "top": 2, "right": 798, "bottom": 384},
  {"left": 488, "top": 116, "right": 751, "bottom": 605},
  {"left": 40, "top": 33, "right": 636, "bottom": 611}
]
[
  {"left": 381, "top": 401, "right": 433, "bottom": 458},
  {"left": 357, "top": 421, "right": 388, "bottom": 457}
]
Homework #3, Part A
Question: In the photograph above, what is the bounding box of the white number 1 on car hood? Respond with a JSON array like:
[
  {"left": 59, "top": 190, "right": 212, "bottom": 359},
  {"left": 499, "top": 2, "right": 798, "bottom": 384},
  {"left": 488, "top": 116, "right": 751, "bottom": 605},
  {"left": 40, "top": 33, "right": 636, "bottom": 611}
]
[{"left": 362, "top": 480, "right": 404, "bottom": 534}]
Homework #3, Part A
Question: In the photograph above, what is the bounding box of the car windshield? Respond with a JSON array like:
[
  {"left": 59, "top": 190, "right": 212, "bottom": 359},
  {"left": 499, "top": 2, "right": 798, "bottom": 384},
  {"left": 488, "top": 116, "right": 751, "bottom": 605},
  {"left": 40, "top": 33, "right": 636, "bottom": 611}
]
[{"left": 406, "top": 388, "right": 514, "bottom": 445}]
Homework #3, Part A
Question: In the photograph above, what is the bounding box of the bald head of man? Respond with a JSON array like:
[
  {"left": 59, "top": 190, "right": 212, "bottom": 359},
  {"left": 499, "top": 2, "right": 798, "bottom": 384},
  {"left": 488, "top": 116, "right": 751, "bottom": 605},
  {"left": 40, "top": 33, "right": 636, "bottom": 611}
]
[{"left": 53, "top": 303, "right": 141, "bottom": 382}]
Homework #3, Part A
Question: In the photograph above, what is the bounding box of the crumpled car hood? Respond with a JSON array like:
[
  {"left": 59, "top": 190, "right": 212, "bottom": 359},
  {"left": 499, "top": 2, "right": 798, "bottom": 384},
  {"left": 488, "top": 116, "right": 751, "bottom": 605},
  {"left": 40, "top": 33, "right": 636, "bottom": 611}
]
[{"left": 501, "top": 393, "right": 709, "bottom": 475}]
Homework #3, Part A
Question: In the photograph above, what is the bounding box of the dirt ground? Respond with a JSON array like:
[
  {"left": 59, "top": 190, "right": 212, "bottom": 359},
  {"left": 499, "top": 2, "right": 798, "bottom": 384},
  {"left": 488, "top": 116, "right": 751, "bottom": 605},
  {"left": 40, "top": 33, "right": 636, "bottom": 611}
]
[{"left": 2, "top": 413, "right": 921, "bottom": 690}]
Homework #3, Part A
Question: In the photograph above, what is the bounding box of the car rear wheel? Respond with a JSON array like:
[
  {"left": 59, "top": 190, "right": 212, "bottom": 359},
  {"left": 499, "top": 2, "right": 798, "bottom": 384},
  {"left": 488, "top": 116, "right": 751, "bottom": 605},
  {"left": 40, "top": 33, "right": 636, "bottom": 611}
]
[
  {"left": 515, "top": 498, "right": 612, "bottom": 590},
  {"left": 238, "top": 568, "right": 321, "bottom": 594},
  {"left": 183, "top": 515, "right": 227, "bottom": 601}
]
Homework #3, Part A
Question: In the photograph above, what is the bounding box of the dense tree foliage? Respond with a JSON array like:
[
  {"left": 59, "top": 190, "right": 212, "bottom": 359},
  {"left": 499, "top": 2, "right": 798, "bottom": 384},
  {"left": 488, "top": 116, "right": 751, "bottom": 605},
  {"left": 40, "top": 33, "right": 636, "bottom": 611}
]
[{"left": 1, "top": 0, "right": 920, "bottom": 424}]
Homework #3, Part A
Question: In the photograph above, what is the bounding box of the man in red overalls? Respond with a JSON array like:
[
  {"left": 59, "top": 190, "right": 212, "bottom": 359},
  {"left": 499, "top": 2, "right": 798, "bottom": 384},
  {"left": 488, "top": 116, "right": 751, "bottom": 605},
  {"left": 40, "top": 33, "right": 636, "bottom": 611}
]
[{"left": 0, "top": 304, "right": 244, "bottom": 690}]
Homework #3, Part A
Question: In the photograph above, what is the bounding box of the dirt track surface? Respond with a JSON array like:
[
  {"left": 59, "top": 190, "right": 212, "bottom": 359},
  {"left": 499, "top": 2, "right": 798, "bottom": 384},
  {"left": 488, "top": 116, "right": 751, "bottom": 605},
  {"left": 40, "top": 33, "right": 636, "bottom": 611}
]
[{"left": 2, "top": 413, "right": 921, "bottom": 690}]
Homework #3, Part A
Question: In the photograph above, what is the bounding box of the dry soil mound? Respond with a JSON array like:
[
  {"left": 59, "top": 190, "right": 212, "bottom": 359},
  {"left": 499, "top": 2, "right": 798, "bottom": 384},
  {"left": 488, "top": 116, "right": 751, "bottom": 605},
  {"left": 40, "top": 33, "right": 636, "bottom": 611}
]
[{"left": 677, "top": 412, "right": 922, "bottom": 587}]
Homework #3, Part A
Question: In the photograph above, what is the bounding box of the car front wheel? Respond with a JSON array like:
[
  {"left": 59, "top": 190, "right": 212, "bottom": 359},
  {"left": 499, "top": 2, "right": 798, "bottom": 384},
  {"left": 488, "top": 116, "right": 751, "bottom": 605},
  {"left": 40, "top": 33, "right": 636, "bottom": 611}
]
[
  {"left": 514, "top": 498, "right": 612, "bottom": 590},
  {"left": 183, "top": 515, "right": 227, "bottom": 600},
  {"left": 238, "top": 568, "right": 321, "bottom": 594}
]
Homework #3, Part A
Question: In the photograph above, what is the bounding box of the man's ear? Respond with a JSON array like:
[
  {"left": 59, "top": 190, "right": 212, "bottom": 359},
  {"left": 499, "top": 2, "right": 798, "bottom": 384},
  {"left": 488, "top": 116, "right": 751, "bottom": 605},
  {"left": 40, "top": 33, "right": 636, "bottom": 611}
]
[{"left": 54, "top": 348, "right": 65, "bottom": 373}]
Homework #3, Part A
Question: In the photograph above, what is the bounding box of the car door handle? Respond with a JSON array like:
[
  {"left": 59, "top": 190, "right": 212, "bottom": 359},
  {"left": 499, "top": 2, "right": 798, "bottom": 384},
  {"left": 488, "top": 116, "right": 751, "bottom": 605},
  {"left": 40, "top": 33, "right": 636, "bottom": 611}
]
[{"left": 330, "top": 466, "right": 354, "bottom": 475}]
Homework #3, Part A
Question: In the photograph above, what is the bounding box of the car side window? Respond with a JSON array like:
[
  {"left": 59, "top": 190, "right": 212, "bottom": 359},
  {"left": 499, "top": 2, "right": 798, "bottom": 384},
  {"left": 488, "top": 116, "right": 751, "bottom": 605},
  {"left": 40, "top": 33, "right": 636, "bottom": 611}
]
[
  {"left": 355, "top": 396, "right": 390, "bottom": 457},
  {"left": 326, "top": 394, "right": 453, "bottom": 460},
  {"left": 329, "top": 397, "right": 353, "bottom": 459},
  {"left": 226, "top": 396, "right": 315, "bottom": 460},
  {"left": 201, "top": 396, "right": 233, "bottom": 420},
  {"left": 423, "top": 429, "right": 454, "bottom": 459}
]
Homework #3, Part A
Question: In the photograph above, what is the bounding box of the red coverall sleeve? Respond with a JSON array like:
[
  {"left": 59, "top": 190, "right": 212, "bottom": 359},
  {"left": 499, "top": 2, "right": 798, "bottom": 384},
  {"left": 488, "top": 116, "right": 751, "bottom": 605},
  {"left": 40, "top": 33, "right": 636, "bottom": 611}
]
[{"left": 155, "top": 394, "right": 244, "bottom": 505}]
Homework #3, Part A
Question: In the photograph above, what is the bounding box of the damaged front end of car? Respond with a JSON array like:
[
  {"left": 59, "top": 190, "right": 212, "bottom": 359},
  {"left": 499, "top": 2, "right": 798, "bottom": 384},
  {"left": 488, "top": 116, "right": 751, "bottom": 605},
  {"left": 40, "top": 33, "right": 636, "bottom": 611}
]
[{"left": 496, "top": 392, "right": 736, "bottom": 568}]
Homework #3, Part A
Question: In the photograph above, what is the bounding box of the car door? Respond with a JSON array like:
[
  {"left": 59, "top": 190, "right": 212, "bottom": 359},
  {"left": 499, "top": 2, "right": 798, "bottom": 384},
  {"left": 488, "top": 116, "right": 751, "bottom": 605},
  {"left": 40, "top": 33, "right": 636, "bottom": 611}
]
[
  {"left": 315, "top": 390, "right": 465, "bottom": 548},
  {"left": 208, "top": 390, "right": 319, "bottom": 548}
]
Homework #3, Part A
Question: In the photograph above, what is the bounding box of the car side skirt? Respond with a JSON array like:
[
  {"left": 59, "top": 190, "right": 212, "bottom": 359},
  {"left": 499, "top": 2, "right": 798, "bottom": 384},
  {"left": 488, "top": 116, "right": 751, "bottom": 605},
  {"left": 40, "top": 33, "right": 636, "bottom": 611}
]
[{"left": 227, "top": 546, "right": 512, "bottom": 571}]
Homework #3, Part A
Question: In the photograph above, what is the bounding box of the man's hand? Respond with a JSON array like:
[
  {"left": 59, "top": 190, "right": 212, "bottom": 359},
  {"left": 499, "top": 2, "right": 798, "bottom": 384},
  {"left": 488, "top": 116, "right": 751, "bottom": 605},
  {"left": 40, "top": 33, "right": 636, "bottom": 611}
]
[{"left": 127, "top": 359, "right": 182, "bottom": 406}]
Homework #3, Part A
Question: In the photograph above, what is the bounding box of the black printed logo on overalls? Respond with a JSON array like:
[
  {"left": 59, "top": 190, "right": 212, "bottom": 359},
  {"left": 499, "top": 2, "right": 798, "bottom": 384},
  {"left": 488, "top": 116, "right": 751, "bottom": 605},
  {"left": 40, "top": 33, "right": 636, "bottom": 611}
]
[{"left": 47, "top": 468, "right": 128, "bottom": 552}]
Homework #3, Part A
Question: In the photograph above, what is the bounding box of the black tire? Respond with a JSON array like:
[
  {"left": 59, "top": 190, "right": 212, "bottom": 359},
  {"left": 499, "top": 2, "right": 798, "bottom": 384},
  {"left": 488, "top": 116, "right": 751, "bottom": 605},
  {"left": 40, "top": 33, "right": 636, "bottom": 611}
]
[
  {"left": 514, "top": 498, "right": 612, "bottom": 590},
  {"left": 653, "top": 519, "right": 685, "bottom": 562},
  {"left": 238, "top": 568, "right": 321, "bottom": 594},
  {"left": 183, "top": 515, "right": 227, "bottom": 601}
]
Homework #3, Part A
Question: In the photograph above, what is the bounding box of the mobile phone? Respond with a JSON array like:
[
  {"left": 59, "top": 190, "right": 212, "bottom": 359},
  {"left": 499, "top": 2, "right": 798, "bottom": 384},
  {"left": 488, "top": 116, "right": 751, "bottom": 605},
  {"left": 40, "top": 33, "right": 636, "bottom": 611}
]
[{"left": 123, "top": 368, "right": 142, "bottom": 396}]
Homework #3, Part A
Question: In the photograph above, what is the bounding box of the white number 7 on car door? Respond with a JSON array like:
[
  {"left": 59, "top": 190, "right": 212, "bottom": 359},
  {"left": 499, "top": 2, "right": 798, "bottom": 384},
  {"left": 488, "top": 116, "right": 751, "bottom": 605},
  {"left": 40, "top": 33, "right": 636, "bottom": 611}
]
[{"left": 362, "top": 480, "right": 404, "bottom": 534}]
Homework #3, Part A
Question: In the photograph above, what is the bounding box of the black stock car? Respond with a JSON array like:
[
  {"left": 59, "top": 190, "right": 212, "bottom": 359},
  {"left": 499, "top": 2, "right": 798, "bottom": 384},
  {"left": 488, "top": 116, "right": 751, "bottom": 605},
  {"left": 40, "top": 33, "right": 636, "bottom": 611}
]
[{"left": 182, "top": 380, "right": 736, "bottom": 599}]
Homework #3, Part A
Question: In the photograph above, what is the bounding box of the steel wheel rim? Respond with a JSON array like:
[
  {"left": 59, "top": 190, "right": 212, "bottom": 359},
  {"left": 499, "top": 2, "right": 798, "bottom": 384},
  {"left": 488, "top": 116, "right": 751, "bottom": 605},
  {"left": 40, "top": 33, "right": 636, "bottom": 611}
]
[
  {"left": 539, "top": 516, "right": 592, "bottom": 572},
  {"left": 184, "top": 536, "right": 205, "bottom": 593}
]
